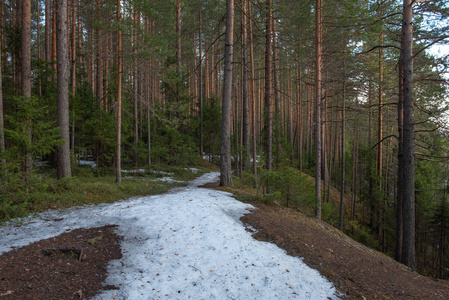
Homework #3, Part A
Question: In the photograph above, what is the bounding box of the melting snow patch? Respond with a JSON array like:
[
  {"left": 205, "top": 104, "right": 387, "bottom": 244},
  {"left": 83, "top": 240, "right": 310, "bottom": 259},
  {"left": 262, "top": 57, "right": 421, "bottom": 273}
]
[
  {"left": 0, "top": 172, "right": 337, "bottom": 299},
  {"left": 79, "top": 160, "right": 97, "bottom": 168}
]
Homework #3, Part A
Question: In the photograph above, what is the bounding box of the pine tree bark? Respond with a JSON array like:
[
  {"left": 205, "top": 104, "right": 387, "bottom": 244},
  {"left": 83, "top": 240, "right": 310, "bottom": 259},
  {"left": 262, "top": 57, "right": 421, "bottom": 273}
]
[
  {"left": 264, "top": 0, "right": 273, "bottom": 177},
  {"left": 0, "top": 27, "right": 4, "bottom": 169},
  {"left": 116, "top": 0, "right": 122, "bottom": 184},
  {"left": 70, "top": 0, "right": 76, "bottom": 152},
  {"left": 56, "top": 0, "right": 72, "bottom": 179},
  {"left": 220, "top": 0, "right": 234, "bottom": 187},
  {"left": 339, "top": 66, "right": 346, "bottom": 231},
  {"left": 198, "top": 0, "right": 203, "bottom": 156},
  {"left": 241, "top": 0, "right": 250, "bottom": 170},
  {"left": 396, "top": 52, "right": 404, "bottom": 263},
  {"left": 315, "top": 0, "right": 323, "bottom": 219},
  {"left": 400, "top": 0, "right": 416, "bottom": 270},
  {"left": 248, "top": 0, "right": 257, "bottom": 187},
  {"left": 133, "top": 7, "right": 139, "bottom": 167},
  {"left": 22, "top": 0, "right": 32, "bottom": 177}
]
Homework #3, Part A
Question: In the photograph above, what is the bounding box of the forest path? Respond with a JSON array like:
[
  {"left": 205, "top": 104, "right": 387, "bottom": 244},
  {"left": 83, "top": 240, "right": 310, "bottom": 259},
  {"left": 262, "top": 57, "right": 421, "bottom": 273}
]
[{"left": 0, "top": 172, "right": 337, "bottom": 299}]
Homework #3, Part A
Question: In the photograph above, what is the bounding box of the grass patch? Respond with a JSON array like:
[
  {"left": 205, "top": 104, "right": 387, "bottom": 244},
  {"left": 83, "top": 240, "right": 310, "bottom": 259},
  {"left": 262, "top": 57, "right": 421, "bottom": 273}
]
[{"left": 0, "top": 163, "right": 212, "bottom": 225}]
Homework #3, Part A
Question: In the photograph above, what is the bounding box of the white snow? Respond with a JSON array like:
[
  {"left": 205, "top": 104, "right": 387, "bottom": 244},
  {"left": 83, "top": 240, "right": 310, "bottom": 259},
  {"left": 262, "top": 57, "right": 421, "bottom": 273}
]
[
  {"left": 79, "top": 160, "right": 97, "bottom": 168},
  {"left": 0, "top": 172, "right": 337, "bottom": 299}
]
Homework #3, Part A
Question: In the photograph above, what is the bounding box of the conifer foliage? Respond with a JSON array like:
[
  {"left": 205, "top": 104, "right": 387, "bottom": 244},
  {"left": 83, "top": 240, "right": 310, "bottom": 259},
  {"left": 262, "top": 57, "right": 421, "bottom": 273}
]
[{"left": 0, "top": 0, "right": 448, "bottom": 277}]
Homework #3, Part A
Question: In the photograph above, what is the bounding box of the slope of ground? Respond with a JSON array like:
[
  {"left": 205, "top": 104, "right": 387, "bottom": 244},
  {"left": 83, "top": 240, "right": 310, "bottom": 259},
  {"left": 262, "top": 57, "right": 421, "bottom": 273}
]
[{"left": 241, "top": 204, "right": 449, "bottom": 299}]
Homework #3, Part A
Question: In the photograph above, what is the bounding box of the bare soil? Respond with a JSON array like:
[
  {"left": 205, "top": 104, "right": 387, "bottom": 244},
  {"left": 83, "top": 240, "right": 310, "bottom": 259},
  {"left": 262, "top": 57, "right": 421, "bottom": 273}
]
[
  {"left": 0, "top": 225, "right": 122, "bottom": 300},
  {"left": 241, "top": 204, "right": 449, "bottom": 299}
]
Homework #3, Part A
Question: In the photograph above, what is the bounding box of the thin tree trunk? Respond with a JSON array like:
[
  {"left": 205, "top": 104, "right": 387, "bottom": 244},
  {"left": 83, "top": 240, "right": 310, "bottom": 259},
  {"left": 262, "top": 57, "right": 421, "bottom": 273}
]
[
  {"left": 70, "top": 0, "right": 76, "bottom": 153},
  {"left": 22, "top": 0, "right": 32, "bottom": 178},
  {"left": 220, "top": 0, "right": 234, "bottom": 187},
  {"left": 0, "top": 25, "right": 4, "bottom": 170},
  {"left": 52, "top": 0, "right": 57, "bottom": 78},
  {"left": 96, "top": 0, "right": 103, "bottom": 107},
  {"left": 198, "top": 0, "right": 203, "bottom": 156},
  {"left": 272, "top": 16, "right": 280, "bottom": 166},
  {"left": 339, "top": 65, "right": 346, "bottom": 231},
  {"left": 176, "top": 0, "right": 181, "bottom": 75},
  {"left": 248, "top": 0, "right": 257, "bottom": 187},
  {"left": 56, "top": 0, "right": 71, "bottom": 179},
  {"left": 396, "top": 51, "right": 404, "bottom": 263},
  {"left": 133, "top": 7, "right": 139, "bottom": 167},
  {"left": 242, "top": 0, "right": 250, "bottom": 170},
  {"left": 116, "top": 0, "right": 122, "bottom": 184},
  {"left": 37, "top": 1, "right": 42, "bottom": 97},
  {"left": 265, "top": 0, "right": 273, "bottom": 180},
  {"left": 400, "top": 0, "right": 416, "bottom": 271},
  {"left": 315, "top": 0, "right": 323, "bottom": 219}
]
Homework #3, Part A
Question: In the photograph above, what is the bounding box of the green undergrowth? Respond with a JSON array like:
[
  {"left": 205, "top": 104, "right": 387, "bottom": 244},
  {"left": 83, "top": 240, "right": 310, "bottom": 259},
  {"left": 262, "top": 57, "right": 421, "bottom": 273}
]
[
  {"left": 0, "top": 160, "right": 214, "bottom": 225},
  {"left": 229, "top": 168, "right": 381, "bottom": 253}
]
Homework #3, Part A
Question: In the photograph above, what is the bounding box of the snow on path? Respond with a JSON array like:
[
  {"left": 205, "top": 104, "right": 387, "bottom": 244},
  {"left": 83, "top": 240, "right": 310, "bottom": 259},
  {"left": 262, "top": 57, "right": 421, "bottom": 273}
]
[{"left": 0, "top": 173, "right": 337, "bottom": 299}]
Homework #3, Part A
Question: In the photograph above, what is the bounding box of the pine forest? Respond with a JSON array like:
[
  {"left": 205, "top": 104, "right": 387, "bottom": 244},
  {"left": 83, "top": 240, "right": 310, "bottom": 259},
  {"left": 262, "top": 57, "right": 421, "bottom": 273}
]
[{"left": 1, "top": 0, "right": 449, "bottom": 281}]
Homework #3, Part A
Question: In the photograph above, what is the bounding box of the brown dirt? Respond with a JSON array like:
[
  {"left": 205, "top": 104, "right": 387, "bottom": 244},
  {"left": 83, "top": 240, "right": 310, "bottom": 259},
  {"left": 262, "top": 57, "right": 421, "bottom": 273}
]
[
  {"left": 0, "top": 225, "right": 122, "bottom": 300},
  {"left": 240, "top": 204, "right": 449, "bottom": 299}
]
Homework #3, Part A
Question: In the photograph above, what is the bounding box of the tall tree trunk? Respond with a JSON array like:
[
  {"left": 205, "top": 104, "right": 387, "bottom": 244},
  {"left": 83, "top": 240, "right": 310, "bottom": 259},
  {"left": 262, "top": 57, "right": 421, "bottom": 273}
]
[
  {"left": 264, "top": 0, "right": 273, "bottom": 178},
  {"left": 96, "top": 0, "right": 103, "bottom": 107},
  {"left": 400, "top": 0, "right": 416, "bottom": 271},
  {"left": 339, "top": 65, "right": 346, "bottom": 231},
  {"left": 116, "top": 0, "right": 122, "bottom": 184},
  {"left": 220, "top": 0, "right": 234, "bottom": 187},
  {"left": 52, "top": 0, "right": 57, "bottom": 78},
  {"left": 241, "top": 0, "right": 249, "bottom": 170},
  {"left": 198, "top": 0, "right": 203, "bottom": 156},
  {"left": 272, "top": 16, "right": 280, "bottom": 166},
  {"left": 396, "top": 51, "right": 404, "bottom": 263},
  {"left": 248, "top": 0, "right": 257, "bottom": 187},
  {"left": 0, "top": 26, "right": 4, "bottom": 170},
  {"left": 314, "top": 0, "right": 323, "bottom": 219},
  {"left": 56, "top": 0, "right": 71, "bottom": 179},
  {"left": 37, "top": 1, "right": 42, "bottom": 97},
  {"left": 22, "top": 0, "right": 32, "bottom": 177},
  {"left": 133, "top": 7, "right": 139, "bottom": 167},
  {"left": 70, "top": 0, "right": 76, "bottom": 152},
  {"left": 176, "top": 0, "right": 181, "bottom": 75},
  {"left": 45, "top": 0, "right": 51, "bottom": 63}
]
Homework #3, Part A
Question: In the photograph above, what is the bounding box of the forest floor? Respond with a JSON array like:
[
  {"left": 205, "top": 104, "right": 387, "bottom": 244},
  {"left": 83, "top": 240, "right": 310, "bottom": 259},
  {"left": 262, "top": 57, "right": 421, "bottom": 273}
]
[{"left": 1, "top": 177, "right": 449, "bottom": 299}]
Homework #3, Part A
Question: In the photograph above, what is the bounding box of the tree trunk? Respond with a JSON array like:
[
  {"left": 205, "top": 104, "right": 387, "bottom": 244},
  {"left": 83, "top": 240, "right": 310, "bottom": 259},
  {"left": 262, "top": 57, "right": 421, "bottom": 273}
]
[
  {"left": 0, "top": 26, "right": 4, "bottom": 170},
  {"left": 198, "top": 0, "right": 203, "bottom": 156},
  {"left": 265, "top": 0, "right": 273, "bottom": 178},
  {"left": 70, "top": 0, "right": 76, "bottom": 153},
  {"left": 339, "top": 65, "right": 346, "bottom": 231},
  {"left": 315, "top": 0, "right": 323, "bottom": 219},
  {"left": 241, "top": 0, "right": 250, "bottom": 170},
  {"left": 116, "top": 0, "right": 122, "bottom": 184},
  {"left": 176, "top": 0, "right": 181, "bottom": 75},
  {"left": 56, "top": 0, "right": 72, "bottom": 179},
  {"left": 396, "top": 51, "right": 404, "bottom": 263},
  {"left": 400, "top": 0, "right": 416, "bottom": 271},
  {"left": 22, "top": 0, "right": 32, "bottom": 177},
  {"left": 248, "top": 0, "right": 257, "bottom": 187},
  {"left": 133, "top": 7, "right": 139, "bottom": 167},
  {"left": 220, "top": 0, "right": 234, "bottom": 187},
  {"left": 272, "top": 16, "right": 281, "bottom": 166}
]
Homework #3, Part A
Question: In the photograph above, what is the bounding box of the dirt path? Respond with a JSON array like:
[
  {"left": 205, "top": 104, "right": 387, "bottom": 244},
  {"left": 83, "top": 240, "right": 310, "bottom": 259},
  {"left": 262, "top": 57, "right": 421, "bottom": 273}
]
[{"left": 241, "top": 204, "right": 449, "bottom": 299}]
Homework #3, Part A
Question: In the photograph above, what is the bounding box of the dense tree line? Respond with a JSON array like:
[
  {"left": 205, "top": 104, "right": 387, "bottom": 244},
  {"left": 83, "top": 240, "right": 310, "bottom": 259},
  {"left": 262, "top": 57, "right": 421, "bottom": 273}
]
[{"left": 0, "top": 0, "right": 448, "bottom": 277}]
